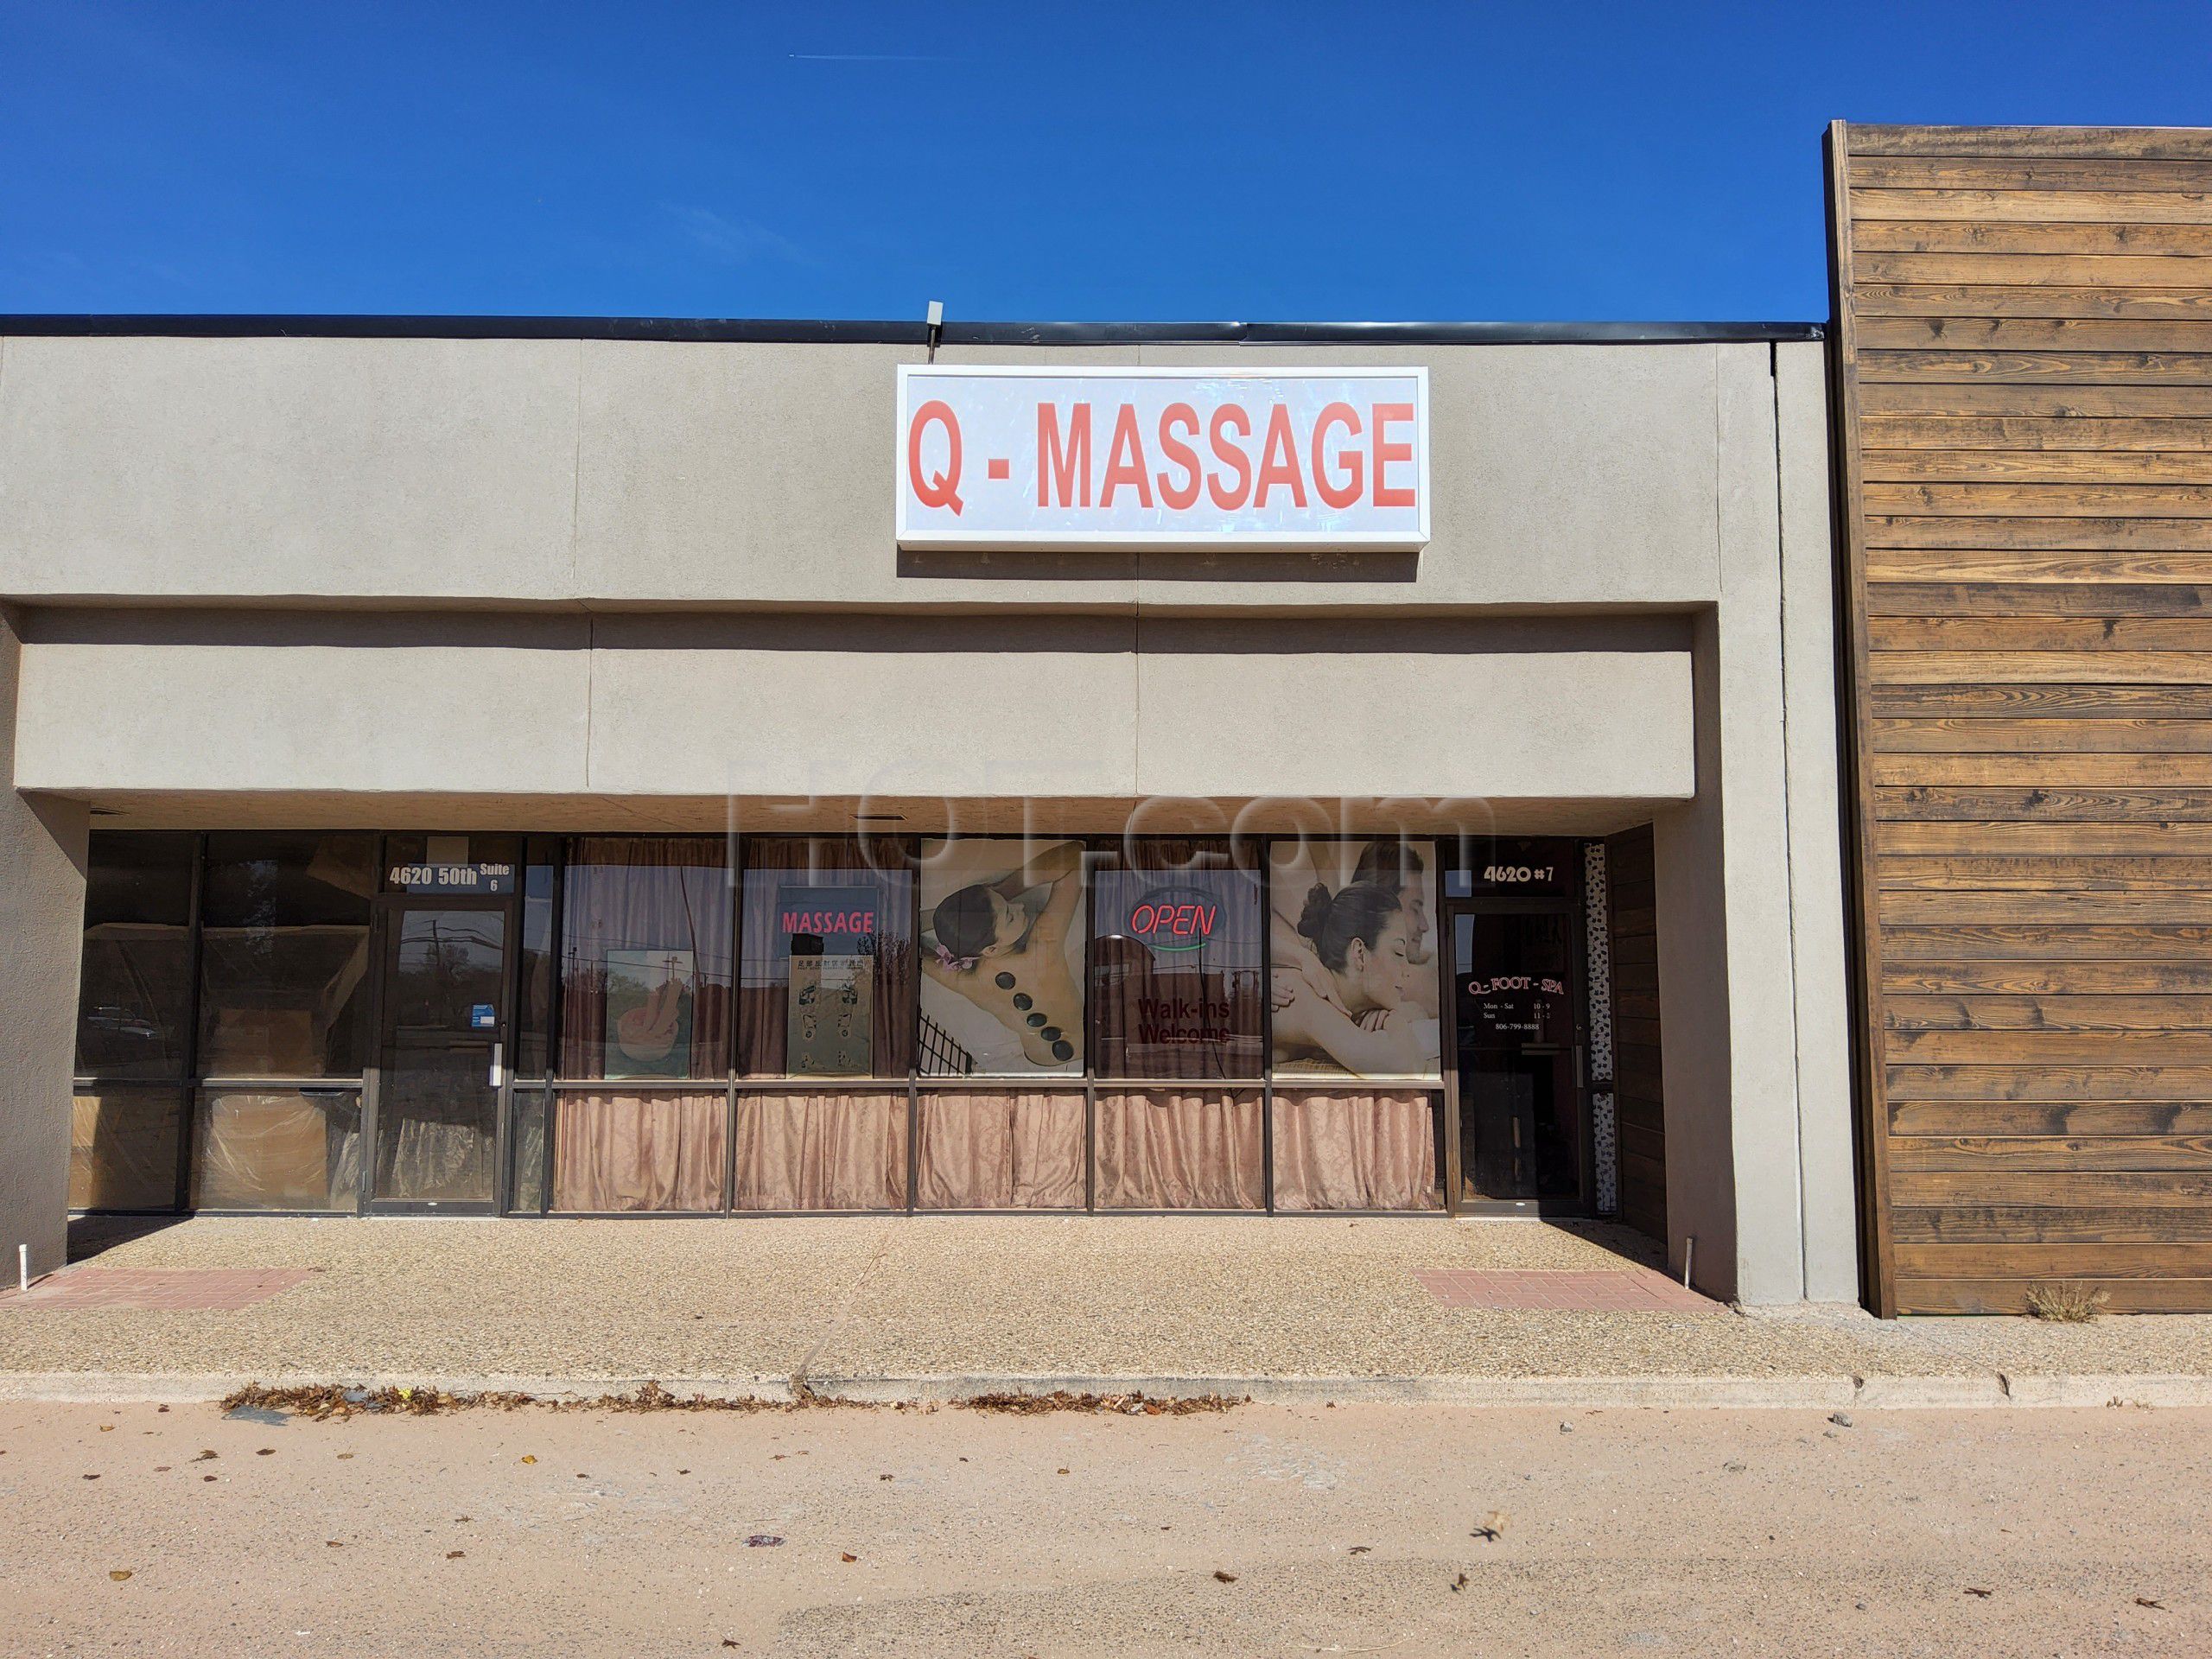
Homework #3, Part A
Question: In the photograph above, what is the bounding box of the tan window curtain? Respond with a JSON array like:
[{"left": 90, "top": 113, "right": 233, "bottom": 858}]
[
  {"left": 559, "top": 836, "right": 732, "bottom": 1079},
  {"left": 1091, "top": 839, "right": 1263, "bottom": 1081},
  {"left": 1271, "top": 1090, "right": 1440, "bottom": 1211},
  {"left": 1095, "top": 1090, "right": 1263, "bottom": 1210},
  {"left": 736, "top": 836, "right": 915, "bottom": 1077},
  {"left": 734, "top": 1093, "right": 908, "bottom": 1211},
  {"left": 552, "top": 1092, "right": 727, "bottom": 1212},
  {"left": 917, "top": 1092, "right": 1084, "bottom": 1210}
]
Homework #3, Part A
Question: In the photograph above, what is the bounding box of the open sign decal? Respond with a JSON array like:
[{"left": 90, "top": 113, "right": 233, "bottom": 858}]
[{"left": 1127, "top": 886, "right": 1220, "bottom": 952}]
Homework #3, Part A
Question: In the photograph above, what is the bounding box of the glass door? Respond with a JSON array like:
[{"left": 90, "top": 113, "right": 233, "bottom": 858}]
[
  {"left": 1452, "top": 905, "right": 1585, "bottom": 1206},
  {"left": 369, "top": 899, "right": 510, "bottom": 1210}
]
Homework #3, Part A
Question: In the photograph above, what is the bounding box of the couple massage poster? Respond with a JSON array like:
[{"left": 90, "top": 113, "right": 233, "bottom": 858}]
[
  {"left": 918, "top": 838, "right": 1086, "bottom": 1076},
  {"left": 603, "top": 950, "right": 693, "bottom": 1078},
  {"left": 1267, "top": 839, "right": 1443, "bottom": 1080}
]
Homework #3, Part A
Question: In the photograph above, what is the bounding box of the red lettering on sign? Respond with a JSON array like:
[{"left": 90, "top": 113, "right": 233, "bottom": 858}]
[
  {"left": 1100, "top": 404, "right": 1154, "bottom": 509},
  {"left": 1039, "top": 403, "right": 1092, "bottom": 508},
  {"left": 1128, "top": 895, "right": 1219, "bottom": 944},
  {"left": 1372, "top": 403, "right": 1415, "bottom": 507},
  {"left": 779, "top": 908, "right": 875, "bottom": 934},
  {"left": 1253, "top": 404, "right": 1308, "bottom": 509},
  {"left": 907, "top": 401, "right": 964, "bottom": 514},
  {"left": 1155, "top": 403, "right": 1201, "bottom": 510},
  {"left": 1313, "top": 402, "right": 1363, "bottom": 509},
  {"left": 1206, "top": 405, "right": 1253, "bottom": 510}
]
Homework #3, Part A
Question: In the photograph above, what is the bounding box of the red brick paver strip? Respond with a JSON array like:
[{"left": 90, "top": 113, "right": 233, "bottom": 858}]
[
  {"left": 0, "top": 1268, "right": 319, "bottom": 1312},
  {"left": 1414, "top": 1268, "right": 1717, "bottom": 1313}
]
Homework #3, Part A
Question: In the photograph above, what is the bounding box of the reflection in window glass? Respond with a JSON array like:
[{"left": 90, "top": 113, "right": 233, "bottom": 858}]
[
  {"left": 558, "top": 837, "right": 731, "bottom": 1079},
  {"left": 198, "top": 833, "right": 377, "bottom": 1077},
  {"left": 738, "top": 836, "right": 914, "bottom": 1079},
  {"left": 515, "top": 836, "right": 559, "bottom": 1077},
  {"left": 192, "top": 1086, "right": 363, "bottom": 1211},
  {"left": 1267, "top": 839, "right": 1442, "bottom": 1081},
  {"left": 918, "top": 838, "right": 1087, "bottom": 1077},
  {"left": 74, "top": 832, "right": 198, "bottom": 1080},
  {"left": 71, "top": 1086, "right": 185, "bottom": 1211},
  {"left": 1091, "top": 841, "right": 1262, "bottom": 1080},
  {"left": 508, "top": 1089, "right": 549, "bottom": 1216}
]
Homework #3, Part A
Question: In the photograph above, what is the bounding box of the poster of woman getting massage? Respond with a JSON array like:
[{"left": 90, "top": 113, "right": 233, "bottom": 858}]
[
  {"left": 919, "top": 838, "right": 1087, "bottom": 1076},
  {"left": 1266, "top": 839, "right": 1442, "bottom": 1079}
]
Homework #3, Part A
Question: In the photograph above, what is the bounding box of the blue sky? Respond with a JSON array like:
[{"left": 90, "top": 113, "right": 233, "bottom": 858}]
[{"left": 3, "top": 1, "right": 2208, "bottom": 322}]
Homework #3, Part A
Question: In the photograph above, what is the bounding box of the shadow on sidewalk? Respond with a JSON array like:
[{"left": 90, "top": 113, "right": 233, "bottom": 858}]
[
  {"left": 1495, "top": 1217, "right": 1672, "bottom": 1275},
  {"left": 68, "top": 1213, "right": 192, "bottom": 1265}
]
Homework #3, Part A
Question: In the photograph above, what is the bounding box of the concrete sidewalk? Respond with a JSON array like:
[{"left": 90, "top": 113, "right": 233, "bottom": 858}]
[{"left": 5, "top": 1215, "right": 2212, "bottom": 1408}]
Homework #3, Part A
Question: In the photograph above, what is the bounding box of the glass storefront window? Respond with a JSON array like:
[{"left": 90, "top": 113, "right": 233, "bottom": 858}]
[
  {"left": 381, "top": 833, "right": 522, "bottom": 896},
  {"left": 516, "top": 836, "right": 559, "bottom": 1078},
  {"left": 1271, "top": 1088, "right": 1443, "bottom": 1212},
  {"left": 738, "top": 836, "right": 915, "bottom": 1079},
  {"left": 1095, "top": 1089, "right": 1263, "bottom": 1211},
  {"left": 915, "top": 1090, "right": 1084, "bottom": 1211},
  {"left": 1443, "top": 836, "right": 1577, "bottom": 899},
  {"left": 71, "top": 1086, "right": 186, "bottom": 1211},
  {"left": 1091, "top": 840, "right": 1263, "bottom": 1080},
  {"left": 734, "top": 1091, "right": 908, "bottom": 1211},
  {"left": 558, "top": 837, "right": 732, "bottom": 1079},
  {"left": 74, "top": 831, "right": 197, "bottom": 1080},
  {"left": 1267, "top": 839, "right": 1443, "bottom": 1082},
  {"left": 918, "top": 837, "right": 1087, "bottom": 1077},
  {"left": 551, "top": 1090, "right": 728, "bottom": 1213},
  {"left": 509, "top": 1088, "right": 549, "bottom": 1216},
  {"left": 198, "top": 832, "right": 377, "bottom": 1077},
  {"left": 192, "top": 1085, "right": 363, "bottom": 1211}
]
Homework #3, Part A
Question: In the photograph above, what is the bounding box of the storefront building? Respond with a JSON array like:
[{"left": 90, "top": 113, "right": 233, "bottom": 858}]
[
  {"left": 0, "top": 315, "right": 1858, "bottom": 1308},
  {"left": 53, "top": 118, "right": 2212, "bottom": 1316}
]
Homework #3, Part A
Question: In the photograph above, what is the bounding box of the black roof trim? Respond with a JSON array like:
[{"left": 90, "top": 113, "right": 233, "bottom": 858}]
[{"left": 0, "top": 315, "right": 1824, "bottom": 345}]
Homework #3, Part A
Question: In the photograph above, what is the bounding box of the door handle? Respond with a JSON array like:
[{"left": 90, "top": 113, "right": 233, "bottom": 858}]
[{"left": 488, "top": 1041, "right": 505, "bottom": 1090}]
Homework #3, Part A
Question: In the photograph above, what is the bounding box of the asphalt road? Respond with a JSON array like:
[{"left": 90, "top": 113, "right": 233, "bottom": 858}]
[{"left": 3, "top": 1399, "right": 2206, "bottom": 1656}]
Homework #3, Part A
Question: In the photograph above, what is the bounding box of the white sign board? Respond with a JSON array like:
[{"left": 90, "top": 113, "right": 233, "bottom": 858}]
[{"left": 895, "top": 365, "right": 1429, "bottom": 550}]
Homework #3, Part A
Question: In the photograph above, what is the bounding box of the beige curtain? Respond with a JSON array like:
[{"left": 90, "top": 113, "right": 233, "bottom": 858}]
[
  {"left": 1095, "top": 1090, "right": 1263, "bottom": 1210},
  {"left": 553, "top": 1092, "right": 727, "bottom": 1212},
  {"left": 734, "top": 1093, "right": 908, "bottom": 1211},
  {"left": 560, "top": 837, "right": 732, "bottom": 1079},
  {"left": 1271, "top": 1090, "right": 1440, "bottom": 1211},
  {"left": 917, "top": 1092, "right": 1084, "bottom": 1210}
]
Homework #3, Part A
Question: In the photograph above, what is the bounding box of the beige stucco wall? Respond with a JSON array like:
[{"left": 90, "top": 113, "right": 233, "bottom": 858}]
[
  {"left": 11, "top": 612, "right": 1695, "bottom": 820},
  {"left": 0, "top": 606, "right": 86, "bottom": 1282},
  {"left": 0, "top": 335, "right": 1729, "bottom": 611}
]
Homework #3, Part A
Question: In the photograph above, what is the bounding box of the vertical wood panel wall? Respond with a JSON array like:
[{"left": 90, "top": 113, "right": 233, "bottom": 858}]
[
  {"left": 1829, "top": 122, "right": 2212, "bottom": 1315},
  {"left": 1605, "top": 825, "right": 1666, "bottom": 1243}
]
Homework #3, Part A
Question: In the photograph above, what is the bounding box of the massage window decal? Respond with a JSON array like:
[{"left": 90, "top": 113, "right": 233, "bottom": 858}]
[
  {"left": 738, "top": 838, "right": 917, "bottom": 1081},
  {"left": 918, "top": 837, "right": 1087, "bottom": 1077},
  {"left": 1090, "top": 842, "right": 1265, "bottom": 1081},
  {"left": 1266, "top": 839, "right": 1443, "bottom": 1081}
]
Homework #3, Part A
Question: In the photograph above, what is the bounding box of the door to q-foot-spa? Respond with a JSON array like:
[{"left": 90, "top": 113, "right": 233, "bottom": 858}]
[{"left": 1450, "top": 896, "right": 1588, "bottom": 1211}]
